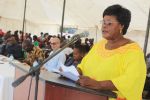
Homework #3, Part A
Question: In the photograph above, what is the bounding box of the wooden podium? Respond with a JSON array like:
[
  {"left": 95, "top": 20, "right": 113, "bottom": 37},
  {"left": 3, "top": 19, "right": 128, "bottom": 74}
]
[{"left": 11, "top": 62, "right": 116, "bottom": 100}]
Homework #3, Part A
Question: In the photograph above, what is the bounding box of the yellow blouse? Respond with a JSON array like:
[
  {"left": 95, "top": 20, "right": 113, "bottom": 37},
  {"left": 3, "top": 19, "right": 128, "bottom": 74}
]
[{"left": 78, "top": 39, "right": 146, "bottom": 100}]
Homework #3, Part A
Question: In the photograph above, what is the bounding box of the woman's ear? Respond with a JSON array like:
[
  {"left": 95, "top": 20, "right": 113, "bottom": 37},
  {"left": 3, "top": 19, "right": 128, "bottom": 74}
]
[{"left": 120, "top": 25, "right": 124, "bottom": 34}]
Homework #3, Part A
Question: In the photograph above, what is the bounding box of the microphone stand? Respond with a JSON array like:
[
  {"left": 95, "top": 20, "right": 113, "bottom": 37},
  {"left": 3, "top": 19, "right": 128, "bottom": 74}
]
[{"left": 12, "top": 36, "right": 80, "bottom": 100}]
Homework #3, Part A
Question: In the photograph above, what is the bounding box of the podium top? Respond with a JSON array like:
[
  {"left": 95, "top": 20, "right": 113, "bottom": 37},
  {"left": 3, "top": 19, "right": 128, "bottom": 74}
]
[{"left": 10, "top": 61, "right": 117, "bottom": 98}]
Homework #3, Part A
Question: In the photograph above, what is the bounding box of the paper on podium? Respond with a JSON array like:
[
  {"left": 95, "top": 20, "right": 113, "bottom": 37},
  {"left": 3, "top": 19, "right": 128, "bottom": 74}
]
[{"left": 53, "top": 64, "right": 79, "bottom": 82}]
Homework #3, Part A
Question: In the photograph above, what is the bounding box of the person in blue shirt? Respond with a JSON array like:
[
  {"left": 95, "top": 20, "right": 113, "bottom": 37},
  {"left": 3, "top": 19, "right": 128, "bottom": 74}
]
[{"left": 43, "top": 36, "right": 66, "bottom": 71}]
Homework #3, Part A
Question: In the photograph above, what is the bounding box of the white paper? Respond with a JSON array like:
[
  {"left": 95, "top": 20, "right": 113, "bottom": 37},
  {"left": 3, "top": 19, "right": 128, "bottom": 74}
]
[
  {"left": 54, "top": 64, "right": 79, "bottom": 82},
  {"left": 61, "top": 64, "right": 79, "bottom": 76},
  {"left": 59, "top": 71, "right": 79, "bottom": 82}
]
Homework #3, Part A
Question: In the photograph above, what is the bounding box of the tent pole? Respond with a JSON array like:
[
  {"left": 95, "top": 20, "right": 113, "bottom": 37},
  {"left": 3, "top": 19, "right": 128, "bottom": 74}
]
[
  {"left": 22, "top": 0, "right": 27, "bottom": 42},
  {"left": 143, "top": 8, "right": 150, "bottom": 58},
  {"left": 95, "top": 25, "right": 98, "bottom": 42},
  {"left": 60, "top": 0, "right": 66, "bottom": 37}
]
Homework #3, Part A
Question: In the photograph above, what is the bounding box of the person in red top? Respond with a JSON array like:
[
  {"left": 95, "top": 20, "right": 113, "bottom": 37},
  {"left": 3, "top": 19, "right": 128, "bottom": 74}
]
[{"left": 0, "top": 29, "right": 5, "bottom": 37}]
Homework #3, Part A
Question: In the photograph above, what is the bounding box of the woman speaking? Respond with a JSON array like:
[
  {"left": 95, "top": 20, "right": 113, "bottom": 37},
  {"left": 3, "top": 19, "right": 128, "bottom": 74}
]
[{"left": 77, "top": 4, "right": 146, "bottom": 100}]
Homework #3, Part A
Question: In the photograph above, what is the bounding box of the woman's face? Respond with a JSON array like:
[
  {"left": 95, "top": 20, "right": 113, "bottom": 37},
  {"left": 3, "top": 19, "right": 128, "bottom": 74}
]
[{"left": 101, "top": 15, "right": 123, "bottom": 40}]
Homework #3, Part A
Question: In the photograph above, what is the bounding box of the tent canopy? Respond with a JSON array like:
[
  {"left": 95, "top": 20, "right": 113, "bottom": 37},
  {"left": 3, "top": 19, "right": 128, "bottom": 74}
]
[
  {"left": 0, "top": 0, "right": 149, "bottom": 33},
  {"left": 0, "top": 0, "right": 150, "bottom": 52}
]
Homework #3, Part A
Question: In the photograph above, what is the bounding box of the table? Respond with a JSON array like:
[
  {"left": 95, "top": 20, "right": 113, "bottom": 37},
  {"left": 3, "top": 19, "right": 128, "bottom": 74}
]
[
  {"left": 11, "top": 61, "right": 117, "bottom": 100},
  {"left": 0, "top": 55, "right": 15, "bottom": 100}
]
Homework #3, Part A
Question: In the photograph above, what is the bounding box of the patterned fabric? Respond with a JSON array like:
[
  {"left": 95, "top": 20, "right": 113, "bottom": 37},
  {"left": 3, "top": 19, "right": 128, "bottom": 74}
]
[
  {"left": 24, "top": 46, "right": 45, "bottom": 66},
  {"left": 78, "top": 39, "right": 146, "bottom": 100}
]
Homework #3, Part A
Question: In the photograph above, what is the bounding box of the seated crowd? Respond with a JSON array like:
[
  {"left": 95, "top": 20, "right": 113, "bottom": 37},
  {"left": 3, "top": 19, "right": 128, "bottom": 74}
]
[{"left": 0, "top": 29, "right": 92, "bottom": 68}]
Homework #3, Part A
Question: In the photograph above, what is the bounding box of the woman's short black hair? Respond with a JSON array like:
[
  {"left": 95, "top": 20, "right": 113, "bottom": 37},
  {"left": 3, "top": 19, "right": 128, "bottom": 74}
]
[{"left": 103, "top": 4, "right": 131, "bottom": 35}]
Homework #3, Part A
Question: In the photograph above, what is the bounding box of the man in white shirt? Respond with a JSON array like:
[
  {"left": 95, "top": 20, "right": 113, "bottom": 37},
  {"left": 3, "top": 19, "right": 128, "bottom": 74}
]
[{"left": 43, "top": 36, "right": 66, "bottom": 71}]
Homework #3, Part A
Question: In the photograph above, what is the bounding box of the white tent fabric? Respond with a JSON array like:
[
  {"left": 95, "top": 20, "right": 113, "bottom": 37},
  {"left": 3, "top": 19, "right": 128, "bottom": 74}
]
[
  {"left": 0, "top": 0, "right": 150, "bottom": 52},
  {"left": 0, "top": 0, "right": 149, "bottom": 32}
]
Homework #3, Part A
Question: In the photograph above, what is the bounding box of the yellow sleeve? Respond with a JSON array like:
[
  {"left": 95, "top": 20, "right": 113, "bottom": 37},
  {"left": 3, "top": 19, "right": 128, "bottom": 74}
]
[
  {"left": 111, "top": 51, "right": 146, "bottom": 100},
  {"left": 77, "top": 40, "right": 105, "bottom": 74}
]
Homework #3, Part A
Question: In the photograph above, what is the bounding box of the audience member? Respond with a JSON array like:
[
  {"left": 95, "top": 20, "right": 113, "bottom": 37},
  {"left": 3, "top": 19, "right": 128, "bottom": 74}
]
[
  {"left": 65, "top": 44, "right": 89, "bottom": 67},
  {"left": 43, "top": 36, "right": 66, "bottom": 71},
  {"left": 5, "top": 35, "right": 23, "bottom": 59},
  {"left": 22, "top": 40, "right": 45, "bottom": 66}
]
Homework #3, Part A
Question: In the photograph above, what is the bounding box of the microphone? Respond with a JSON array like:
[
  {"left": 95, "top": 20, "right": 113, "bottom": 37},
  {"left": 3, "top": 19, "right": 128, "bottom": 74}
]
[{"left": 71, "top": 31, "right": 89, "bottom": 40}]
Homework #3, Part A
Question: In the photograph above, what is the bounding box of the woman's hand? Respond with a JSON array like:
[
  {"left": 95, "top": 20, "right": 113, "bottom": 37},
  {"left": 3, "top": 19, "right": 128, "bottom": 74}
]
[
  {"left": 78, "top": 76, "right": 117, "bottom": 91},
  {"left": 78, "top": 76, "right": 101, "bottom": 89}
]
